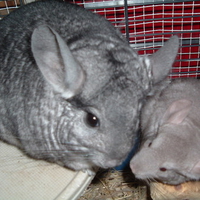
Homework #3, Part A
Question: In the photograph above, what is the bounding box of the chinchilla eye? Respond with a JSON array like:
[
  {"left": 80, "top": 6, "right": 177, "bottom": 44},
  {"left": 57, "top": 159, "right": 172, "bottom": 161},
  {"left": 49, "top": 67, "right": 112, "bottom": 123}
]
[
  {"left": 148, "top": 142, "right": 152, "bottom": 147},
  {"left": 160, "top": 167, "right": 167, "bottom": 172},
  {"left": 85, "top": 112, "right": 100, "bottom": 128}
]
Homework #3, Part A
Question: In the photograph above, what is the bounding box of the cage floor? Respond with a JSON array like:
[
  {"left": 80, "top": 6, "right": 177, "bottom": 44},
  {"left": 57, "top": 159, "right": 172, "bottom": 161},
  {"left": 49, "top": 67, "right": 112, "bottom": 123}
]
[{"left": 78, "top": 169, "right": 152, "bottom": 200}]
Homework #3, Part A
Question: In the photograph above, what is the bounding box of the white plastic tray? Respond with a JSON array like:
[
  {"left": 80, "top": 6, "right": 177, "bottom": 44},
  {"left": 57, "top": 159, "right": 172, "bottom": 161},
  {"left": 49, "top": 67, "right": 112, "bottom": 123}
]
[{"left": 0, "top": 141, "right": 95, "bottom": 200}]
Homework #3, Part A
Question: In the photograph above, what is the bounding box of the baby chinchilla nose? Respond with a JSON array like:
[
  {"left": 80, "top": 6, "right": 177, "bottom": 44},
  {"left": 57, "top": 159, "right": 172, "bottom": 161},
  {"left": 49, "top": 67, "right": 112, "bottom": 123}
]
[
  {"left": 129, "top": 155, "right": 142, "bottom": 174},
  {"left": 130, "top": 162, "right": 137, "bottom": 174}
]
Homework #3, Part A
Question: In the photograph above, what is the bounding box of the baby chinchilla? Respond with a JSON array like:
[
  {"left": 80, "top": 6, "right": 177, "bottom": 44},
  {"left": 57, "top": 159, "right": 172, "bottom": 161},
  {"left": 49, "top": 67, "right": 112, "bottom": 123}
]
[
  {"left": 130, "top": 78, "right": 200, "bottom": 185},
  {"left": 0, "top": 0, "right": 179, "bottom": 172}
]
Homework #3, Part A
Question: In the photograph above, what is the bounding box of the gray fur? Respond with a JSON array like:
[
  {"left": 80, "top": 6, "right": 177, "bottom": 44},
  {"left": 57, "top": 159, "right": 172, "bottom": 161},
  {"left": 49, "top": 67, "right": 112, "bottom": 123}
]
[
  {"left": 0, "top": 0, "right": 179, "bottom": 171},
  {"left": 130, "top": 78, "right": 200, "bottom": 185}
]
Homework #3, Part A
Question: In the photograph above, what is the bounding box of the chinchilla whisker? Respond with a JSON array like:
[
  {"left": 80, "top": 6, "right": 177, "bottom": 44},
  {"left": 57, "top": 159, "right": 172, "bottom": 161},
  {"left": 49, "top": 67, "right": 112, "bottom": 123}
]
[
  {"left": 153, "top": 178, "right": 158, "bottom": 183},
  {"left": 0, "top": 156, "right": 39, "bottom": 168},
  {"left": 146, "top": 178, "right": 151, "bottom": 185},
  {"left": 0, "top": 159, "right": 61, "bottom": 172},
  {"left": 32, "top": 149, "right": 93, "bottom": 154},
  {"left": 152, "top": 178, "right": 157, "bottom": 182},
  {"left": 29, "top": 150, "right": 94, "bottom": 159},
  {"left": 150, "top": 178, "right": 156, "bottom": 184},
  {"left": 155, "top": 182, "right": 173, "bottom": 199},
  {"left": 145, "top": 178, "right": 150, "bottom": 185},
  {"left": 1, "top": 153, "right": 93, "bottom": 172},
  {"left": 1, "top": 135, "right": 88, "bottom": 149}
]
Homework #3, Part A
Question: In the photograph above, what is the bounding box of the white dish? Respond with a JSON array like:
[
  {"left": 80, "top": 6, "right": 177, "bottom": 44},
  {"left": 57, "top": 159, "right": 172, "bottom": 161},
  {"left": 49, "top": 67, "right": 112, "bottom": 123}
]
[{"left": 0, "top": 141, "right": 95, "bottom": 200}]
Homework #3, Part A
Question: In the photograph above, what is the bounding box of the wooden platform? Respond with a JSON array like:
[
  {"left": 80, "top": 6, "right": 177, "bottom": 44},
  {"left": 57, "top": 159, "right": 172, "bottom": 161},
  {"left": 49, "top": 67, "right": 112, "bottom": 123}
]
[{"left": 150, "top": 181, "right": 200, "bottom": 200}]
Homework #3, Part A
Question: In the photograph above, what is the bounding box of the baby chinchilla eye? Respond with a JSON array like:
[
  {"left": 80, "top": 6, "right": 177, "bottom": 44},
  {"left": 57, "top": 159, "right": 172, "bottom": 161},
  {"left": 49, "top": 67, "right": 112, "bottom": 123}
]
[
  {"left": 85, "top": 112, "right": 100, "bottom": 128},
  {"left": 160, "top": 167, "right": 167, "bottom": 172}
]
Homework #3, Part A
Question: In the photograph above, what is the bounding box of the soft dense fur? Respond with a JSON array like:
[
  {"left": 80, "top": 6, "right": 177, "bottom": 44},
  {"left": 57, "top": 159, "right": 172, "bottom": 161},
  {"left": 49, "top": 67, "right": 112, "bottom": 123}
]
[{"left": 0, "top": 0, "right": 179, "bottom": 171}]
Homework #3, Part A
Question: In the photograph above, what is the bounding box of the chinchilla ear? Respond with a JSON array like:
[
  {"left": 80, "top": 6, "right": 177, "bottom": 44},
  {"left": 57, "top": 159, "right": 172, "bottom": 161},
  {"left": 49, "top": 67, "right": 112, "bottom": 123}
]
[
  {"left": 150, "top": 35, "right": 179, "bottom": 84},
  {"left": 31, "top": 25, "right": 85, "bottom": 99}
]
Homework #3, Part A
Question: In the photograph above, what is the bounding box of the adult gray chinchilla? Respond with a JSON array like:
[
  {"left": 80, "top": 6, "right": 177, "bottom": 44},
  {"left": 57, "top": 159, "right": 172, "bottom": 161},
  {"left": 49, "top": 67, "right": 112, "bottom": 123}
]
[
  {"left": 0, "top": 0, "right": 179, "bottom": 172},
  {"left": 130, "top": 78, "right": 200, "bottom": 185}
]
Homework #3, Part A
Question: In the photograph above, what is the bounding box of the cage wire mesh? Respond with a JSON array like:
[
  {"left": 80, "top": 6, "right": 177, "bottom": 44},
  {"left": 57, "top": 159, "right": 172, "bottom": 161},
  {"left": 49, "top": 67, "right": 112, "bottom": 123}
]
[
  {"left": 0, "top": 0, "right": 200, "bottom": 78},
  {"left": 0, "top": 0, "right": 34, "bottom": 19},
  {"left": 70, "top": 0, "right": 200, "bottom": 78}
]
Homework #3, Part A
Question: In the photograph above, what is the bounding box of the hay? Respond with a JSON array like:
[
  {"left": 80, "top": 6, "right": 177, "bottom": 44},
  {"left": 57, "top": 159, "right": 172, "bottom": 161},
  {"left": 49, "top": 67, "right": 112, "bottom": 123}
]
[{"left": 78, "top": 168, "right": 151, "bottom": 200}]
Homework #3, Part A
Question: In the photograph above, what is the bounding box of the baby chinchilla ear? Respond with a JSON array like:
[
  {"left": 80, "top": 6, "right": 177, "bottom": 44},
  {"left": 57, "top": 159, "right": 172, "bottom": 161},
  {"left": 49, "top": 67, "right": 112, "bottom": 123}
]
[
  {"left": 31, "top": 25, "right": 85, "bottom": 99},
  {"left": 137, "top": 36, "right": 179, "bottom": 94},
  {"left": 161, "top": 99, "right": 192, "bottom": 125}
]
